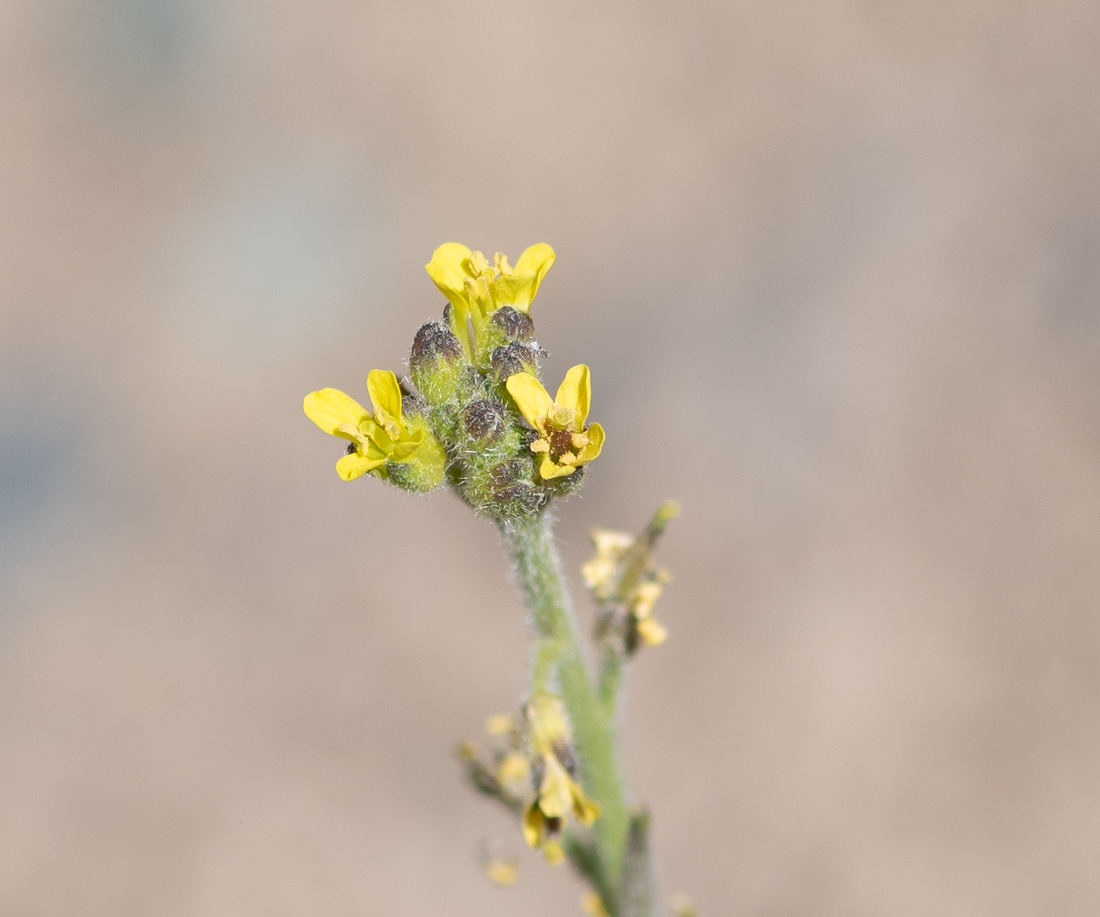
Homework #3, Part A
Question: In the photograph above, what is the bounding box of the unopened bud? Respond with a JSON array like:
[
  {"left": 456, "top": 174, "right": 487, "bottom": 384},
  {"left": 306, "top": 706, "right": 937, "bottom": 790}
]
[
  {"left": 409, "top": 321, "right": 468, "bottom": 408},
  {"left": 490, "top": 306, "right": 535, "bottom": 342},
  {"left": 488, "top": 458, "right": 545, "bottom": 516},
  {"left": 463, "top": 399, "right": 507, "bottom": 444},
  {"left": 489, "top": 342, "right": 538, "bottom": 384},
  {"left": 410, "top": 320, "right": 462, "bottom": 366}
]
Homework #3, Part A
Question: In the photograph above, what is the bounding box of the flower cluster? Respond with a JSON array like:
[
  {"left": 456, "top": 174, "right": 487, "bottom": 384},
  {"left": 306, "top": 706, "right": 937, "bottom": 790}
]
[
  {"left": 457, "top": 698, "right": 600, "bottom": 869},
  {"left": 303, "top": 244, "right": 604, "bottom": 519},
  {"left": 583, "top": 502, "right": 680, "bottom": 655},
  {"left": 522, "top": 693, "right": 600, "bottom": 863}
]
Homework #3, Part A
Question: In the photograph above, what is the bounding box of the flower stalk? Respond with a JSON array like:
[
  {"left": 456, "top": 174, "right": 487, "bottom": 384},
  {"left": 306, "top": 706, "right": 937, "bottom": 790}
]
[{"left": 304, "top": 243, "right": 681, "bottom": 915}]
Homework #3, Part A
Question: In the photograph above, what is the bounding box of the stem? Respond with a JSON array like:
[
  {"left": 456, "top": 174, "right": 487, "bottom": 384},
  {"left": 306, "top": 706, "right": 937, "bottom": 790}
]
[
  {"left": 499, "top": 511, "right": 631, "bottom": 906},
  {"left": 598, "top": 647, "right": 624, "bottom": 716},
  {"left": 620, "top": 808, "right": 658, "bottom": 917}
]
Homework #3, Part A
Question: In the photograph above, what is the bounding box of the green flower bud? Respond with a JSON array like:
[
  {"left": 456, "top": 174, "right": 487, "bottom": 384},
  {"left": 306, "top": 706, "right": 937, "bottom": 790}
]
[
  {"left": 489, "top": 342, "right": 540, "bottom": 385},
  {"left": 487, "top": 458, "right": 545, "bottom": 516},
  {"left": 491, "top": 306, "right": 535, "bottom": 343},
  {"left": 449, "top": 395, "right": 545, "bottom": 519},
  {"left": 463, "top": 399, "right": 508, "bottom": 444},
  {"left": 474, "top": 306, "right": 537, "bottom": 362},
  {"left": 410, "top": 320, "right": 469, "bottom": 409}
]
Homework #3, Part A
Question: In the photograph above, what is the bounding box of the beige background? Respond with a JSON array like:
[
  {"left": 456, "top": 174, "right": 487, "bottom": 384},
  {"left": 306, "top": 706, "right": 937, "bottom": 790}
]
[{"left": 2, "top": 1, "right": 1099, "bottom": 914}]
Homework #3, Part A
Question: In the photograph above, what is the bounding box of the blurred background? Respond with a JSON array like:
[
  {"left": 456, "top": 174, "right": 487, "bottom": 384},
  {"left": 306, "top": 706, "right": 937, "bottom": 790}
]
[{"left": 1, "top": 0, "right": 1099, "bottom": 913}]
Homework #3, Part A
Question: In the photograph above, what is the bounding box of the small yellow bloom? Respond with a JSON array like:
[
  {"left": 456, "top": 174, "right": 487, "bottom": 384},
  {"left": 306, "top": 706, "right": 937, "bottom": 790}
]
[
  {"left": 582, "top": 891, "right": 612, "bottom": 917},
  {"left": 303, "top": 369, "right": 427, "bottom": 481},
  {"left": 478, "top": 834, "right": 522, "bottom": 886},
  {"left": 484, "top": 858, "right": 519, "bottom": 886},
  {"left": 484, "top": 713, "right": 516, "bottom": 736},
  {"left": 581, "top": 530, "right": 635, "bottom": 599},
  {"left": 521, "top": 694, "right": 600, "bottom": 861},
  {"left": 635, "top": 615, "right": 668, "bottom": 647},
  {"left": 506, "top": 365, "right": 605, "bottom": 480},
  {"left": 496, "top": 750, "right": 530, "bottom": 787},
  {"left": 541, "top": 839, "right": 565, "bottom": 865},
  {"left": 582, "top": 503, "right": 679, "bottom": 651},
  {"left": 426, "top": 243, "right": 555, "bottom": 355},
  {"left": 426, "top": 242, "right": 555, "bottom": 319}
]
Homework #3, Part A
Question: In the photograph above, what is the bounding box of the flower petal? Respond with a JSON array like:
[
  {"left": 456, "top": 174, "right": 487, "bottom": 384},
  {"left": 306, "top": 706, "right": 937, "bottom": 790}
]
[
  {"left": 570, "top": 783, "right": 601, "bottom": 825},
  {"left": 537, "top": 762, "right": 575, "bottom": 819},
  {"left": 542, "top": 840, "right": 565, "bottom": 865},
  {"left": 506, "top": 372, "right": 554, "bottom": 427},
  {"left": 336, "top": 451, "right": 385, "bottom": 481},
  {"left": 367, "top": 369, "right": 404, "bottom": 422},
  {"left": 539, "top": 455, "right": 576, "bottom": 480},
  {"left": 304, "top": 388, "right": 371, "bottom": 436},
  {"left": 513, "top": 243, "right": 556, "bottom": 279},
  {"left": 578, "top": 422, "right": 604, "bottom": 463},
  {"left": 522, "top": 802, "right": 546, "bottom": 849},
  {"left": 555, "top": 364, "right": 590, "bottom": 425},
  {"left": 425, "top": 243, "right": 471, "bottom": 294},
  {"left": 425, "top": 244, "right": 475, "bottom": 338},
  {"left": 491, "top": 243, "right": 555, "bottom": 312},
  {"left": 636, "top": 616, "right": 668, "bottom": 646}
]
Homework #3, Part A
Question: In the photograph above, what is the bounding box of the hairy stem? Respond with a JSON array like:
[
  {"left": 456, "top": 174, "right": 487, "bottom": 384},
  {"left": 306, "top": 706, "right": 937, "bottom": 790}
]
[
  {"left": 499, "top": 511, "right": 632, "bottom": 909},
  {"left": 598, "top": 647, "right": 624, "bottom": 717}
]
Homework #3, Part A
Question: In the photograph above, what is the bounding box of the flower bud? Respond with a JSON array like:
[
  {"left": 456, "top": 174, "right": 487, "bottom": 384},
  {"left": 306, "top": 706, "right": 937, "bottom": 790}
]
[
  {"left": 472, "top": 307, "right": 537, "bottom": 365},
  {"left": 487, "top": 458, "right": 545, "bottom": 516},
  {"left": 462, "top": 399, "right": 507, "bottom": 444},
  {"left": 454, "top": 424, "right": 546, "bottom": 519},
  {"left": 540, "top": 463, "right": 587, "bottom": 499},
  {"left": 489, "top": 342, "right": 539, "bottom": 384},
  {"left": 409, "top": 320, "right": 468, "bottom": 408},
  {"left": 491, "top": 306, "right": 535, "bottom": 342}
]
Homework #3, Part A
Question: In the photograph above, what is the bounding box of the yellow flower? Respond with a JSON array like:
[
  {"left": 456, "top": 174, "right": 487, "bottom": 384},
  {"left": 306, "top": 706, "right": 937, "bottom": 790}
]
[
  {"left": 581, "top": 530, "right": 635, "bottom": 600},
  {"left": 303, "top": 369, "right": 435, "bottom": 482},
  {"left": 582, "top": 891, "right": 612, "bottom": 917},
  {"left": 581, "top": 503, "right": 679, "bottom": 650},
  {"left": 484, "top": 858, "right": 519, "bottom": 886},
  {"left": 505, "top": 365, "right": 605, "bottom": 480},
  {"left": 425, "top": 243, "right": 555, "bottom": 354},
  {"left": 484, "top": 713, "right": 516, "bottom": 736},
  {"left": 496, "top": 750, "right": 531, "bottom": 788},
  {"left": 634, "top": 613, "right": 668, "bottom": 647},
  {"left": 521, "top": 694, "right": 600, "bottom": 861}
]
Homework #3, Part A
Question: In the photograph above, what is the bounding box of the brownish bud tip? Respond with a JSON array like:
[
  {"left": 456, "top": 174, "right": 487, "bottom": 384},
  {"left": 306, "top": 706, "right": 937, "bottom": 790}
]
[
  {"left": 490, "top": 306, "right": 535, "bottom": 342},
  {"left": 490, "top": 342, "right": 537, "bottom": 382},
  {"left": 410, "top": 321, "right": 463, "bottom": 371},
  {"left": 463, "top": 399, "right": 507, "bottom": 443}
]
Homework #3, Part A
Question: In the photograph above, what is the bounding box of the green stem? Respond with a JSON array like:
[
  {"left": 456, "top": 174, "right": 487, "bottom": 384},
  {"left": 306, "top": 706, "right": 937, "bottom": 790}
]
[
  {"left": 598, "top": 646, "right": 624, "bottom": 716},
  {"left": 499, "top": 511, "right": 631, "bottom": 908}
]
